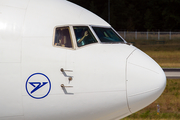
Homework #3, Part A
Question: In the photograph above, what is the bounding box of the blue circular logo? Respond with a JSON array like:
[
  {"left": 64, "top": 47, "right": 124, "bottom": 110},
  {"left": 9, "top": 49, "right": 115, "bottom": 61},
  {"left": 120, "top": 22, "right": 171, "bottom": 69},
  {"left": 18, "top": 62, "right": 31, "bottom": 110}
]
[{"left": 25, "top": 73, "right": 51, "bottom": 99}]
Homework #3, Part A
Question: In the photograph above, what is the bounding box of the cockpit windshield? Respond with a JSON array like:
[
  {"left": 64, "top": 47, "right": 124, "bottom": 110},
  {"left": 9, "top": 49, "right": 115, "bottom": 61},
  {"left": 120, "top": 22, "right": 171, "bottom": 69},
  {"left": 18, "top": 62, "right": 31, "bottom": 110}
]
[
  {"left": 92, "top": 27, "right": 124, "bottom": 43},
  {"left": 73, "top": 26, "right": 98, "bottom": 47},
  {"left": 53, "top": 26, "right": 125, "bottom": 49}
]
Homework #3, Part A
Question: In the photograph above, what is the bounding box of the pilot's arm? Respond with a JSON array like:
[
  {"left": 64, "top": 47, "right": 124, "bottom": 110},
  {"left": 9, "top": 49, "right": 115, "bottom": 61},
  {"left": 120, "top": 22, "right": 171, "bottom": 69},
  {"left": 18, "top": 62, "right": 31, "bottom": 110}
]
[{"left": 78, "top": 31, "right": 88, "bottom": 43}]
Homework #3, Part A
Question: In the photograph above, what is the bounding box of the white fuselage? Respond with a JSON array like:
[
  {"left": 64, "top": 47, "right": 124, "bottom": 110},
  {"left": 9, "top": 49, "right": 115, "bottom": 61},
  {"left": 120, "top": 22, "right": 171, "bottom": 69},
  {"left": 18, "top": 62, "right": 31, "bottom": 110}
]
[{"left": 0, "top": 0, "right": 166, "bottom": 120}]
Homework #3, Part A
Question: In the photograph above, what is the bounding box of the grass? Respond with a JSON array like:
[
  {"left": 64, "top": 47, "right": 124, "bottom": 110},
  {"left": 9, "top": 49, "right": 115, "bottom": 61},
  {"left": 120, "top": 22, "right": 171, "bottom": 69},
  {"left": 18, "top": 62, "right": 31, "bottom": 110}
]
[
  {"left": 122, "top": 79, "right": 180, "bottom": 120},
  {"left": 145, "top": 51, "right": 180, "bottom": 68},
  {"left": 127, "top": 39, "right": 180, "bottom": 68}
]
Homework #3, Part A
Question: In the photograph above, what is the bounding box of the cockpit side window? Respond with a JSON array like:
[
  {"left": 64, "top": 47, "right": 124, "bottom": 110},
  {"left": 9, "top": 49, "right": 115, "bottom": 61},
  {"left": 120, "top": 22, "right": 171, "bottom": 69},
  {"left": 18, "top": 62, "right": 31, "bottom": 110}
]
[
  {"left": 92, "top": 27, "right": 124, "bottom": 43},
  {"left": 54, "top": 27, "right": 72, "bottom": 48},
  {"left": 73, "top": 26, "right": 98, "bottom": 47}
]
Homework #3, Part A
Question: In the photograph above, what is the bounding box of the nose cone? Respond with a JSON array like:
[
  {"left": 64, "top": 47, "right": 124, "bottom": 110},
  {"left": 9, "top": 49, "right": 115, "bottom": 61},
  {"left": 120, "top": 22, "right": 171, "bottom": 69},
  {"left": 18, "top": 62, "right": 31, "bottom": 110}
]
[{"left": 126, "top": 49, "right": 166, "bottom": 113}]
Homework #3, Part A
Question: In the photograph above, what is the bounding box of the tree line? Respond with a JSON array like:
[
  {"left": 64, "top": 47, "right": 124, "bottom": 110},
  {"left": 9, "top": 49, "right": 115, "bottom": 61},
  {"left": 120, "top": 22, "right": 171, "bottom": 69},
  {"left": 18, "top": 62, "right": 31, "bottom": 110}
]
[{"left": 68, "top": 0, "right": 180, "bottom": 31}]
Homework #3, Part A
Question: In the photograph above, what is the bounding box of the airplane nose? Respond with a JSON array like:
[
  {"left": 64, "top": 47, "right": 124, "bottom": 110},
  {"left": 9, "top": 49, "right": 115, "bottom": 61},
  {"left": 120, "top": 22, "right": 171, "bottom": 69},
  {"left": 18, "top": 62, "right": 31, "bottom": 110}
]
[{"left": 126, "top": 49, "right": 166, "bottom": 113}]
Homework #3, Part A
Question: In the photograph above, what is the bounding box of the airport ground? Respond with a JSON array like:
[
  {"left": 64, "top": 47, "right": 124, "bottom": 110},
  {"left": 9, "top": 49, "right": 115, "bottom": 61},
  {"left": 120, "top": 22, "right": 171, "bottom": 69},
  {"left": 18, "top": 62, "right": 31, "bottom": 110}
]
[{"left": 122, "top": 39, "right": 180, "bottom": 120}]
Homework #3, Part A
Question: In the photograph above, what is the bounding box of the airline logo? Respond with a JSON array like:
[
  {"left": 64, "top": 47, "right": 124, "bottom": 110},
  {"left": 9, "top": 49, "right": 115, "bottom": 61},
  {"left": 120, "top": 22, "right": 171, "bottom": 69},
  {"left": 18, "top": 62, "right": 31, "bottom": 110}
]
[{"left": 25, "top": 73, "right": 51, "bottom": 99}]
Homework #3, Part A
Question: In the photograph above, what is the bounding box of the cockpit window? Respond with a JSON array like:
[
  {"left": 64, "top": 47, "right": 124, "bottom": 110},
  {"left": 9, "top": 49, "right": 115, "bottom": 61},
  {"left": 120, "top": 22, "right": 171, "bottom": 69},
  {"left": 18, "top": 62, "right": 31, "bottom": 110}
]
[
  {"left": 54, "top": 27, "right": 72, "bottom": 48},
  {"left": 92, "top": 27, "right": 124, "bottom": 43},
  {"left": 73, "top": 26, "right": 97, "bottom": 47}
]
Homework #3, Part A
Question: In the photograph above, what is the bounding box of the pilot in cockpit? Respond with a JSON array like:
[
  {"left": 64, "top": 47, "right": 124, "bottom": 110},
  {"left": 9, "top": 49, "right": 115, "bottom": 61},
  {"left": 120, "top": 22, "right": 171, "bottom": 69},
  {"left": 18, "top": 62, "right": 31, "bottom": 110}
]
[
  {"left": 54, "top": 29, "right": 67, "bottom": 47},
  {"left": 55, "top": 29, "right": 63, "bottom": 46},
  {"left": 54, "top": 27, "right": 72, "bottom": 48},
  {"left": 77, "top": 30, "right": 89, "bottom": 46}
]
